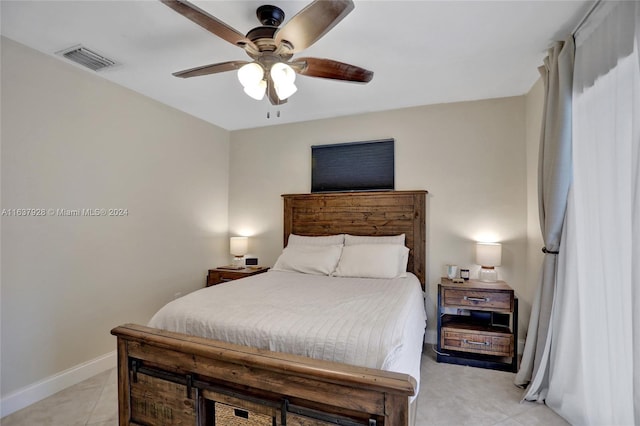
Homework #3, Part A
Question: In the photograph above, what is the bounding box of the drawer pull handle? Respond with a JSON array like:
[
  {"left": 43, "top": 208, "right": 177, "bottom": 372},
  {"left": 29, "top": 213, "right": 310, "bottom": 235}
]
[
  {"left": 463, "top": 339, "right": 490, "bottom": 346},
  {"left": 464, "top": 296, "right": 490, "bottom": 302}
]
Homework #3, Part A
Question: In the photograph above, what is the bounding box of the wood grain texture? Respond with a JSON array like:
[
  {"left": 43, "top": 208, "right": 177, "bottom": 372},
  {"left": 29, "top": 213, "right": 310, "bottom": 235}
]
[
  {"left": 440, "top": 278, "right": 514, "bottom": 312},
  {"left": 294, "top": 57, "right": 373, "bottom": 82},
  {"left": 130, "top": 373, "right": 196, "bottom": 425},
  {"left": 441, "top": 328, "right": 513, "bottom": 357},
  {"left": 116, "top": 339, "right": 130, "bottom": 426},
  {"left": 283, "top": 191, "right": 427, "bottom": 289},
  {"left": 437, "top": 279, "right": 518, "bottom": 370},
  {"left": 206, "top": 267, "right": 269, "bottom": 287},
  {"left": 112, "top": 324, "right": 416, "bottom": 425}
]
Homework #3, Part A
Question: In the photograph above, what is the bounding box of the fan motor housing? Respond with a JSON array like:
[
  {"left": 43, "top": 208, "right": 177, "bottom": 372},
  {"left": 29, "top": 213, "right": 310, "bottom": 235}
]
[
  {"left": 256, "top": 5, "right": 285, "bottom": 26},
  {"left": 246, "top": 26, "right": 278, "bottom": 43},
  {"left": 246, "top": 5, "right": 288, "bottom": 52}
]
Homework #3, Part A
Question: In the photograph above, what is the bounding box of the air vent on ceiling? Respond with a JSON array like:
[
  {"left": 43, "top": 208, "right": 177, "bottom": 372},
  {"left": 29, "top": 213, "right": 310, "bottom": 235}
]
[{"left": 56, "top": 45, "right": 117, "bottom": 71}]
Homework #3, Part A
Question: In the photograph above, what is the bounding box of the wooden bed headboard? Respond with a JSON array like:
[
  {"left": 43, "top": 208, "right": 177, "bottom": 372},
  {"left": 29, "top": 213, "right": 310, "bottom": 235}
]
[{"left": 282, "top": 190, "right": 427, "bottom": 289}]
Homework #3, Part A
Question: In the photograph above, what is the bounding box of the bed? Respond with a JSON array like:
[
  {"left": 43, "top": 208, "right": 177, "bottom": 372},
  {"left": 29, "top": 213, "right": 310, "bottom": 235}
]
[{"left": 112, "top": 190, "right": 427, "bottom": 425}]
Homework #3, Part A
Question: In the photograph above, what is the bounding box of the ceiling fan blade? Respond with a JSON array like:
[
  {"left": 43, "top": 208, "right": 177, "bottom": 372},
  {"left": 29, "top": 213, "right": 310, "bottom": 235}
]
[
  {"left": 160, "top": 0, "right": 256, "bottom": 50},
  {"left": 172, "top": 61, "right": 249, "bottom": 78},
  {"left": 293, "top": 57, "right": 373, "bottom": 83},
  {"left": 267, "top": 77, "right": 287, "bottom": 106},
  {"left": 275, "top": 0, "right": 354, "bottom": 53}
]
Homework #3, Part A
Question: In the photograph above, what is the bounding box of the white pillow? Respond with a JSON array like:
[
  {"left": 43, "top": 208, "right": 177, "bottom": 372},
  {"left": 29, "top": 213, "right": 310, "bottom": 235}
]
[
  {"left": 272, "top": 244, "right": 343, "bottom": 275},
  {"left": 333, "top": 244, "right": 410, "bottom": 279},
  {"left": 344, "top": 234, "right": 408, "bottom": 277},
  {"left": 344, "top": 234, "right": 405, "bottom": 246},
  {"left": 288, "top": 233, "right": 345, "bottom": 246}
]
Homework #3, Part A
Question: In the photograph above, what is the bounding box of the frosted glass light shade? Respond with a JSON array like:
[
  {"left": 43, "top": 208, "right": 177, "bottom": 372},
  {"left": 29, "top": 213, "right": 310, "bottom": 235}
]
[
  {"left": 237, "top": 63, "right": 264, "bottom": 88},
  {"left": 271, "top": 62, "right": 296, "bottom": 84},
  {"left": 230, "top": 237, "right": 248, "bottom": 257},
  {"left": 238, "top": 63, "right": 266, "bottom": 100},
  {"left": 243, "top": 80, "right": 266, "bottom": 100},
  {"left": 475, "top": 242, "right": 502, "bottom": 267},
  {"left": 274, "top": 81, "right": 297, "bottom": 100},
  {"left": 270, "top": 62, "right": 297, "bottom": 100}
]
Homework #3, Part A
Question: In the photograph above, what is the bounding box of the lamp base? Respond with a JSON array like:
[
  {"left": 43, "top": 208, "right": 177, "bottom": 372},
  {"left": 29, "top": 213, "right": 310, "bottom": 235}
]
[
  {"left": 479, "top": 266, "right": 497, "bottom": 282},
  {"left": 232, "top": 256, "right": 245, "bottom": 268}
]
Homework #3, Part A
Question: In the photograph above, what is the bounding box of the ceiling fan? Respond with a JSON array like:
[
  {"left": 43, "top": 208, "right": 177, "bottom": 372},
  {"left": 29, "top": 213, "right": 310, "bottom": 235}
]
[{"left": 160, "top": 0, "right": 373, "bottom": 105}]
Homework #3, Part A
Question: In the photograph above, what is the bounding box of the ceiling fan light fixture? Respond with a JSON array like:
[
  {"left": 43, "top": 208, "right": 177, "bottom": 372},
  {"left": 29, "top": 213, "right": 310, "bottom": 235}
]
[
  {"left": 271, "top": 62, "right": 297, "bottom": 100},
  {"left": 271, "top": 62, "right": 296, "bottom": 84},
  {"left": 274, "top": 81, "right": 297, "bottom": 100},
  {"left": 237, "top": 62, "right": 264, "bottom": 88},
  {"left": 163, "top": 0, "right": 373, "bottom": 106},
  {"left": 243, "top": 79, "right": 267, "bottom": 100}
]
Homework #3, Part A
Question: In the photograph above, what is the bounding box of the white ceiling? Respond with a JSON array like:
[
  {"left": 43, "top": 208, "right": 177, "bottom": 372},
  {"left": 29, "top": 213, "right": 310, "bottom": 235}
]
[{"left": 1, "top": 0, "right": 592, "bottom": 131}]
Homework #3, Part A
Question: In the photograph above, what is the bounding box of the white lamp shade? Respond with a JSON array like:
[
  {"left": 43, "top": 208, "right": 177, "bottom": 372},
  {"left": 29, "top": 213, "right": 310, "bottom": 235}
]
[
  {"left": 271, "top": 62, "right": 296, "bottom": 84},
  {"left": 237, "top": 63, "right": 264, "bottom": 88},
  {"left": 230, "top": 237, "right": 248, "bottom": 257},
  {"left": 270, "top": 62, "right": 297, "bottom": 100},
  {"left": 243, "top": 80, "right": 266, "bottom": 100},
  {"left": 475, "top": 242, "right": 502, "bottom": 267},
  {"left": 274, "top": 81, "right": 297, "bottom": 100}
]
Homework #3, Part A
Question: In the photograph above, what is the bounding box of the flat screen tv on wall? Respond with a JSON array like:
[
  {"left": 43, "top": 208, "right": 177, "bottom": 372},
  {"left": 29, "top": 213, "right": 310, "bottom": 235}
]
[{"left": 311, "top": 139, "right": 395, "bottom": 193}]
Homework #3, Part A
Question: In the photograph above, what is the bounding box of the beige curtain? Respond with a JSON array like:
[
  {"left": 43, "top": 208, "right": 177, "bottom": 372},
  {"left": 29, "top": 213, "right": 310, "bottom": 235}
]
[
  {"left": 544, "top": 2, "right": 640, "bottom": 423},
  {"left": 514, "top": 38, "right": 574, "bottom": 399}
]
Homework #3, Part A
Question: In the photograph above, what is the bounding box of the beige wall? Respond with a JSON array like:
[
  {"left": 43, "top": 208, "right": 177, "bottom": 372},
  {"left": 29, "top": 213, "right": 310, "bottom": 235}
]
[
  {"left": 1, "top": 35, "right": 546, "bottom": 402},
  {"left": 523, "top": 78, "right": 545, "bottom": 326},
  {"left": 0, "top": 37, "right": 231, "bottom": 395},
  {"left": 229, "top": 97, "right": 529, "bottom": 342}
]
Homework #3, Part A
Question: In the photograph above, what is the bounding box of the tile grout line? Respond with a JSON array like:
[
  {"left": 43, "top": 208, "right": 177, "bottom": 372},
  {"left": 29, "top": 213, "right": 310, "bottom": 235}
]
[
  {"left": 85, "top": 368, "right": 117, "bottom": 426},
  {"left": 79, "top": 369, "right": 112, "bottom": 426}
]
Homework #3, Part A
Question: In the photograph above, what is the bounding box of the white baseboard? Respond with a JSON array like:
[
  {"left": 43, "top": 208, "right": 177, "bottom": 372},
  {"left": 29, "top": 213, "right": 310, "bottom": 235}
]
[{"left": 0, "top": 350, "right": 117, "bottom": 418}]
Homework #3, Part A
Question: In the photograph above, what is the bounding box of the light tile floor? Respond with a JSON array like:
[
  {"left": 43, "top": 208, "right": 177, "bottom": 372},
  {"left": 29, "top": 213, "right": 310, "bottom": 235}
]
[
  {"left": 2, "top": 348, "right": 568, "bottom": 425},
  {"left": 2, "top": 368, "right": 118, "bottom": 426}
]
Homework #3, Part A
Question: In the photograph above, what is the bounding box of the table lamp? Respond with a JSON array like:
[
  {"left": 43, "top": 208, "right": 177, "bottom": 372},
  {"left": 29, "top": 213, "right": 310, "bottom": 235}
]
[
  {"left": 476, "top": 242, "right": 501, "bottom": 282},
  {"left": 230, "top": 237, "right": 248, "bottom": 268}
]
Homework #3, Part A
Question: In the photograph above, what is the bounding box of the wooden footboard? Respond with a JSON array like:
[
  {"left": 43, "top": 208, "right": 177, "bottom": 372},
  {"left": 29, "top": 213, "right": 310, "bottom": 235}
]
[{"left": 112, "top": 324, "right": 416, "bottom": 425}]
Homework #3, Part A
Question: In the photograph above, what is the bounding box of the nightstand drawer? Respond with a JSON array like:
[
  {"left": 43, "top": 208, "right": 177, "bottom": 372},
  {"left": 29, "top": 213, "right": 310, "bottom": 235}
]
[
  {"left": 437, "top": 278, "right": 517, "bottom": 371},
  {"left": 443, "top": 288, "right": 512, "bottom": 311},
  {"left": 215, "top": 271, "right": 247, "bottom": 281},
  {"left": 441, "top": 328, "right": 513, "bottom": 357},
  {"left": 207, "top": 267, "right": 269, "bottom": 287}
]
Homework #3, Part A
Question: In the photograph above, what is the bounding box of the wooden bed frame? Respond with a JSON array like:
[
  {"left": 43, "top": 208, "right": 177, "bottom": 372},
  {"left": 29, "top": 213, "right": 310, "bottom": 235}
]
[{"left": 112, "top": 190, "right": 427, "bottom": 425}]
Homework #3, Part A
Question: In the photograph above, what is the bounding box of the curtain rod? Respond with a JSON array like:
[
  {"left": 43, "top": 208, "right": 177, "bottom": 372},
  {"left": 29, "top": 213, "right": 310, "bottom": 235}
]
[{"left": 571, "top": 0, "right": 602, "bottom": 35}]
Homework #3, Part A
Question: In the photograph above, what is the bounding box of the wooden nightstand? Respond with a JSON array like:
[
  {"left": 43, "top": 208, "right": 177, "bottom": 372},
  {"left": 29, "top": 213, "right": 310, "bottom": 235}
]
[
  {"left": 436, "top": 277, "right": 518, "bottom": 372},
  {"left": 206, "top": 267, "right": 269, "bottom": 287}
]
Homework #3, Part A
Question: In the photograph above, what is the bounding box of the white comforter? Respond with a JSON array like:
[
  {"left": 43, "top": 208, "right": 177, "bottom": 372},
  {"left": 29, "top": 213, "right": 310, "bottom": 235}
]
[{"left": 149, "top": 270, "right": 426, "bottom": 394}]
